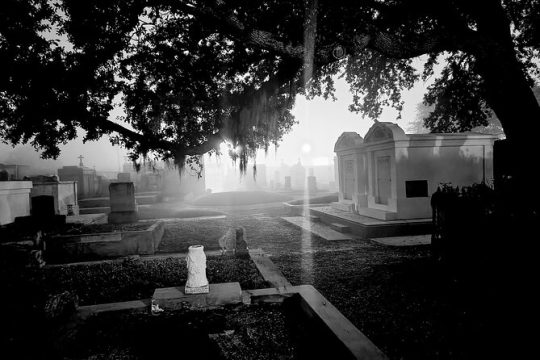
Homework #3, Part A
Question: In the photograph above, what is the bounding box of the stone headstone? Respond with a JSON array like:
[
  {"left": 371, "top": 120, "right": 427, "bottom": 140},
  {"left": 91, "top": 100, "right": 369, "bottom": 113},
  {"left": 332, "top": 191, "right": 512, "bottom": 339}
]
[
  {"left": 284, "top": 176, "right": 291, "bottom": 190},
  {"left": 218, "top": 228, "right": 236, "bottom": 255},
  {"left": 235, "top": 227, "right": 248, "bottom": 255},
  {"left": 307, "top": 176, "right": 318, "bottom": 193},
  {"left": 185, "top": 245, "right": 209, "bottom": 294},
  {"left": 108, "top": 182, "right": 138, "bottom": 224}
]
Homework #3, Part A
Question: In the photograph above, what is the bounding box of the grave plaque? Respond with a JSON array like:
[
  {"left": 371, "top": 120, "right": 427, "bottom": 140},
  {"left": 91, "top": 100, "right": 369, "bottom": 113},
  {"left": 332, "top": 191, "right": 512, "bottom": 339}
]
[{"left": 31, "top": 195, "right": 55, "bottom": 219}]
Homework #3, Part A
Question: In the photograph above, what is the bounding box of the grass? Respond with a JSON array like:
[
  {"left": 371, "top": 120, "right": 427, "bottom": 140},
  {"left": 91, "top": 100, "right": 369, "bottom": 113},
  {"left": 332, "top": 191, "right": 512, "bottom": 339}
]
[
  {"left": 62, "top": 222, "right": 154, "bottom": 235},
  {"left": 37, "top": 303, "right": 302, "bottom": 360},
  {"left": 286, "top": 193, "right": 338, "bottom": 205},
  {"left": 158, "top": 218, "right": 232, "bottom": 253},
  {"left": 0, "top": 255, "right": 267, "bottom": 307},
  {"left": 138, "top": 206, "right": 224, "bottom": 220},
  {"left": 191, "top": 191, "right": 292, "bottom": 206},
  {"left": 0, "top": 202, "right": 507, "bottom": 359}
]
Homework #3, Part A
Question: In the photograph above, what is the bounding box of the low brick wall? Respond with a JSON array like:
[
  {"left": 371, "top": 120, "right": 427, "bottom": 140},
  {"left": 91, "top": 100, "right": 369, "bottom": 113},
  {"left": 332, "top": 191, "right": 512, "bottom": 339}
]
[{"left": 45, "top": 221, "right": 165, "bottom": 263}]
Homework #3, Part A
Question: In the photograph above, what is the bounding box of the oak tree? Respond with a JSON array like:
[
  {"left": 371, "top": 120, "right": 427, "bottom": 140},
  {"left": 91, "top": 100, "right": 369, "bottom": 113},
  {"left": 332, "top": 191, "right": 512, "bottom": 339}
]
[{"left": 1, "top": 0, "right": 539, "bottom": 187}]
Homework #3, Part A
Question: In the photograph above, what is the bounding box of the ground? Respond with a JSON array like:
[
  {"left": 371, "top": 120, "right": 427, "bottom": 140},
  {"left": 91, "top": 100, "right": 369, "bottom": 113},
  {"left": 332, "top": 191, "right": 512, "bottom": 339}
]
[
  {"left": 150, "top": 197, "right": 490, "bottom": 359},
  {"left": 1, "top": 192, "right": 493, "bottom": 359}
]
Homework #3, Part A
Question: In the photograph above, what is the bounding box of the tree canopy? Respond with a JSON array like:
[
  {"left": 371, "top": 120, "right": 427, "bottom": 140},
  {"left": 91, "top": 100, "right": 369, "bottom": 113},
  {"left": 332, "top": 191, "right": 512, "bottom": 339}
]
[{"left": 2, "top": 0, "right": 540, "bottom": 172}]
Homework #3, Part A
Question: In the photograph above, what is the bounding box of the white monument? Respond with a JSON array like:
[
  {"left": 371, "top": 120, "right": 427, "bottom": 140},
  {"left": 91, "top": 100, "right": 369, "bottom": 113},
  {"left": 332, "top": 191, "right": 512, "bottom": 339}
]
[
  {"left": 334, "top": 122, "right": 498, "bottom": 220},
  {"left": 185, "top": 245, "right": 209, "bottom": 294}
]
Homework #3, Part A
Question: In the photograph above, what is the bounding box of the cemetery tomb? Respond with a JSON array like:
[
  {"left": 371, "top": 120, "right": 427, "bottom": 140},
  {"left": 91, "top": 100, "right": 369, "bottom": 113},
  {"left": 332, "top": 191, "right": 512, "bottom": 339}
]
[
  {"left": 333, "top": 122, "right": 498, "bottom": 220},
  {"left": 30, "top": 181, "right": 79, "bottom": 216},
  {"left": 290, "top": 160, "right": 306, "bottom": 190},
  {"left": 58, "top": 165, "right": 99, "bottom": 198},
  {"left": 284, "top": 176, "right": 292, "bottom": 190},
  {"left": 0, "top": 181, "right": 33, "bottom": 225},
  {"left": 307, "top": 175, "right": 318, "bottom": 193}
]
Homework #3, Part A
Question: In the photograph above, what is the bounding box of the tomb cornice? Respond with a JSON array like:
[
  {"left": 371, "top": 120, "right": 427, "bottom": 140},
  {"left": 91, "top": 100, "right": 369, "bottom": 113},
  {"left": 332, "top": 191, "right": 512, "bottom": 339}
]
[{"left": 334, "top": 132, "right": 364, "bottom": 152}]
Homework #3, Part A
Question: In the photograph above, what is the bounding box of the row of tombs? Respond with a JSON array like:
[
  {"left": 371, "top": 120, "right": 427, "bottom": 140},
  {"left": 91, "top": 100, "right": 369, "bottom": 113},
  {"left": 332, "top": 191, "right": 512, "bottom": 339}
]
[
  {"left": 332, "top": 121, "right": 500, "bottom": 221},
  {"left": 0, "top": 181, "right": 140, "bottom": 227}
]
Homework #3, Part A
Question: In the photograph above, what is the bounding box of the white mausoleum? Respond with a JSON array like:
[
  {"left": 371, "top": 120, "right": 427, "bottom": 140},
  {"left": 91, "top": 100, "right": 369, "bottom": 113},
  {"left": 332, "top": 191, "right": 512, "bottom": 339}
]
[{"left": 333, "top": 122, "right": 498, "bottom": 220}]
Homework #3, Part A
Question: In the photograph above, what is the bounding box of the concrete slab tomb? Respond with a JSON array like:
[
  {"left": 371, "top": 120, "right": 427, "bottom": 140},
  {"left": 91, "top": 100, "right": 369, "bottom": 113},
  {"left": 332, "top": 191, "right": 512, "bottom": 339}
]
[
  {"left": 45, "top": 220, "right": 165, "bottom": 263},
  {"left": 0, "top": 181, "right": 33, "bottom": 225},
  {"left": 30, "top": 181, "right": 79, "bottom": 216},
  {"left": 334, "top": 122, "right": 498, "bottom": 220}
]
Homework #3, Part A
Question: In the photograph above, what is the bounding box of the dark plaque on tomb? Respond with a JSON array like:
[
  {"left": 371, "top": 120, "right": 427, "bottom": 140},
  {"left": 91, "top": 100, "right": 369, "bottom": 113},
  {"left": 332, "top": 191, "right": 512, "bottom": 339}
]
[
  {"left": 405, "top": 180, "right": 429, "bottom": 198},
  {"left": 31, "top": 195, "right": 55, "bottom": 218}
]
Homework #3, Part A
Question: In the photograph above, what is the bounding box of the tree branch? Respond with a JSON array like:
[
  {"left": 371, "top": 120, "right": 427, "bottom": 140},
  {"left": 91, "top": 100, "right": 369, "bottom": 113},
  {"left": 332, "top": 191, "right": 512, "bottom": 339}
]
[{"left": 177, "top": 0, "right": 460, "bottom": 63}]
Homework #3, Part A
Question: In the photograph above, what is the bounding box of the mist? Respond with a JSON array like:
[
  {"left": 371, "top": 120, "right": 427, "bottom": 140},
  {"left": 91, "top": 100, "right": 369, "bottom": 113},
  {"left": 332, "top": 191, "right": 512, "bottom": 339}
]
[{"left": 1, "top": 73, "right": 429, "bottom": 187}]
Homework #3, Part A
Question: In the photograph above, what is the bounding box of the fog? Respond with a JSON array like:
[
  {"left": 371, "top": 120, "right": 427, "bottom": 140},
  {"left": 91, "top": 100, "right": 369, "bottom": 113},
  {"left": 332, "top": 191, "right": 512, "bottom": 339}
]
[{"left": 1, "top": 74, "right": 429, "bottom": 186}]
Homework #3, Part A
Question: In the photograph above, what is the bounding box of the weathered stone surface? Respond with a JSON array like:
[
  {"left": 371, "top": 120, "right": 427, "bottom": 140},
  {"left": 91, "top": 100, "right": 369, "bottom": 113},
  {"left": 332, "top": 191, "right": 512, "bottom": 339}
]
[
  {"left": 45, "top": 221, "right": 164, "bottom": 262},
  {"left": 281, "top": 217, "right": 353, "bottom": 241},
  {"left": 235, "top": 227, "right": 249, "bottom": 255},
  {"left": 185, "top": 245, "right": 209, "bottom": 292},
  {"left": 108, "top": 182, "right": 137, "bottom": 224},
  {"left": 152, "top": 282, "right": 242, "bottom": 310},
  {"left": 248, "top": 248, "right": 292, "bottom": 288},
  {"left": 30, "top": 181, "right": 78, "bottom": 216},
  {"left": 330, "top": 222, "right": 351, "bottom": 233},
  {"left": 78, "top": 299, "right": 150, "bottom": 319},
  {"left": 0, "top": 181, "right": 32, "bottom": 225},
  {"left": 185, "top": 284, "right": 209, "bottom": 294},
  {"left": 218, "top": 228, "right": 236, "bottom": 255}
]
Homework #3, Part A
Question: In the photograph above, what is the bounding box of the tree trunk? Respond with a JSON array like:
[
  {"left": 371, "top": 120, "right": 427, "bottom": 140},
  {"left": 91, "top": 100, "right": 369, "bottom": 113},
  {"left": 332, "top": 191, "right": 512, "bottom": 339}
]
[
  {"left": 473, "top": 6, "right": 540, "bottom": 213},
  {"left": 477, "top": 50, "right": 540, "bottom": 212}
]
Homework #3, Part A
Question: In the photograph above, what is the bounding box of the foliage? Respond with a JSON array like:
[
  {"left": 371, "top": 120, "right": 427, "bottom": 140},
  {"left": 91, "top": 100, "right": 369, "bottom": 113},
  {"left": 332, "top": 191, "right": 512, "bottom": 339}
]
[
  {"left": 413, "top": 86, "right": 540, "bottom": 134},
  {"left": 2, "top": 1, "right": 540, "bottom": 172}
]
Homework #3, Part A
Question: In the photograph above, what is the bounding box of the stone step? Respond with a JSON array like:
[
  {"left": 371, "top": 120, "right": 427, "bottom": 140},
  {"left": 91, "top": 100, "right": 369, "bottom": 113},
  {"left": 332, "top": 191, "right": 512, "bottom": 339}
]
[
  {"left": 330, "top": 223, "right": 351, "bottom": 233},
  {"left": 330, "top": 201, "right": 355, "bottom": 212},
  {"left": 281, "top": 217, "right": 353, "bottom": 241},
  {"left": 356, "top": 207, "right": 398, "bottom": 221},
  {"left": 308, "top": 215, "right": 321, "bottom": 222}
]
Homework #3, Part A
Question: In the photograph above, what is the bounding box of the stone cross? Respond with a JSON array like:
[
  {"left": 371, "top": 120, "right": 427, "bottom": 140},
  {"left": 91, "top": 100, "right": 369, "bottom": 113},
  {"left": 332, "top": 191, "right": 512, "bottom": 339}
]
[{"left": 78, "top": 155, "right": 84, "bottom": 167}]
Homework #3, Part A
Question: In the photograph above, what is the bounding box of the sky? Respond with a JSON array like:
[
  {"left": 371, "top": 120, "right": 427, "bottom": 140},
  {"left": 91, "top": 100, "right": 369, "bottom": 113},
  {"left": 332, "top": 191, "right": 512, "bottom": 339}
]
[
  {"left": 1, "top": 62, "right": 432, "bottom": 173},
  {"left": 250, "top": 72, "right": 429, "bottom": 168}
]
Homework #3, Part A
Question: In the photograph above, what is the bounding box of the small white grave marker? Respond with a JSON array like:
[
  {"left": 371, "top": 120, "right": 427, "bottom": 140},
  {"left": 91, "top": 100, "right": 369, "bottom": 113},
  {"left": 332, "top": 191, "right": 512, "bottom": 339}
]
[{"left": 185, "top": 245, "right": 209, "bottom": 294}]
